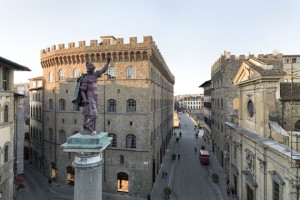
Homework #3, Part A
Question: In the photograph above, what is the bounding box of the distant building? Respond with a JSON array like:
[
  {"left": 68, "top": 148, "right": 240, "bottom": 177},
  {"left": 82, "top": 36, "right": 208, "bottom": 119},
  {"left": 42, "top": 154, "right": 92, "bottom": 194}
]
[
  {"left": 39, "top": 36, "right": 174, "bottom": 198},
  {"left": 175, "top": 95, "right": 203, "bottom": 116},
  {"left": 28, "top": 77, "right": 43, "bottom": 172},
  {"left": 199, "top": 80, "right": 212, "bottom": 143},
  {"left": 282, "top": 55, "right": 300, "bottom": 83},
  {"left": 0, "top": 56, "right": 30, "bottom": 200},
  {"left": 14, "top": 83, "right": 30, "bottom": 190}
]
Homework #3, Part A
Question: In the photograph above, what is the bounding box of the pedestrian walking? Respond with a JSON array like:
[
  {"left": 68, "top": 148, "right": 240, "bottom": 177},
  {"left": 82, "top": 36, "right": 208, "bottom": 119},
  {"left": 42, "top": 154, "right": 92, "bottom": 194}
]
[
  {"left": 48, "top": 177, "right": 52, "bottom": 186},
  {"left": 178, "top": 154, "right": 180, "bottom": 159},
  {"left": 194, "top": 147, "right": 197, "bottom": 153},
  {"left": 165, "top": 172, "right": 168, "bottom": 178},
  {"left": 162, "top": 171, "right": 165, "bottom": 178},
  {"left": 231, "top": 186, "right": 235, "bottom": 196},
  {"left": 227, "top": 185, "right": 231, "bottom": 196}
]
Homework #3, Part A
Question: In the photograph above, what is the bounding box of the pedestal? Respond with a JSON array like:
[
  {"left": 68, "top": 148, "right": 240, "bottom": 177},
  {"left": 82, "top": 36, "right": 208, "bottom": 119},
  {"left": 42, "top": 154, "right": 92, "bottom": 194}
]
[{"left": 61, "top": 132, "right": 112, "bottom": 200}]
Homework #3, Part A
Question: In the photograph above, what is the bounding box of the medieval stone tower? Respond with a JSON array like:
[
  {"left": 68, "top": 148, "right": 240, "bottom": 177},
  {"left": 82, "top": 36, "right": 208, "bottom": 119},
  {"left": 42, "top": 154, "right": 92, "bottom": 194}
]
[{"left": 40, "top": 35, "right": 174, "bottom": 198}]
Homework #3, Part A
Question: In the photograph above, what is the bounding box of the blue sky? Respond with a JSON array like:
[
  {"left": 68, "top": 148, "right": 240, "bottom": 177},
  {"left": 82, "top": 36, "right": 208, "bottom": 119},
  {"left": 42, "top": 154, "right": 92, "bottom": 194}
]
[{"left": 1, "top": 0, "right": 300, "bottom": 95}]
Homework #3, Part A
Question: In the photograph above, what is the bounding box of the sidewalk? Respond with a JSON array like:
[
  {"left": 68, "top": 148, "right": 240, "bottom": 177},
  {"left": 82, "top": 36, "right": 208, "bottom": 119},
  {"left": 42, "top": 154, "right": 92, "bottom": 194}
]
[
  {"left": 150, "top": 136, "right": 176, "bottom": 200},
  {"left": 23, "top": 161, "right": 145, "bottom": 200},
  {"left": 150, "top": 114, "right": 237, "bottom": 200},
  {"left": 201, "top": 138, "right": 237, "bottom": 200}
]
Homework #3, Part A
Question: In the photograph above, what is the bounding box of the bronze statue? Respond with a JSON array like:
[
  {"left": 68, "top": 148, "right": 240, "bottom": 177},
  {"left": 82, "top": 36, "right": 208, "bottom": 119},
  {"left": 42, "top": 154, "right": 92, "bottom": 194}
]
[{"left": 79, "top": 58, "right": 110, "bottom": 134}]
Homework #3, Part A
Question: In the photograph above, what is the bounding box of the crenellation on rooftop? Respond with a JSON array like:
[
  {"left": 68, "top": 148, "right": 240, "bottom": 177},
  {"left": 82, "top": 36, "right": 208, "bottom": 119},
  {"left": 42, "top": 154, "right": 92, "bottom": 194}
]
[
  {"left": 130, "top": 37, "right": 137, "bottom": 44},
  {"left": 78, "top": 41, "right": 86, "bottom": 48},
  {"left": 58, "top": 44, "right": 65, "bottom": 50},
  {"left": 90, "top": 40, "right": 98, "bottom": 46},
  {"left": 41, "top": 36, "right": 155, "bottom": 55},
  {"left": 211, "top": 51, "right": 283, "bottom": 74},
  {"left": 116, "top": 38, "right": 123, "bottom": 45},
  {"left": 68, "top": 42, "right": 75, "bottom": 48},
  {"left": 51, "top": 45, "right": 56, "bottom": 51}
]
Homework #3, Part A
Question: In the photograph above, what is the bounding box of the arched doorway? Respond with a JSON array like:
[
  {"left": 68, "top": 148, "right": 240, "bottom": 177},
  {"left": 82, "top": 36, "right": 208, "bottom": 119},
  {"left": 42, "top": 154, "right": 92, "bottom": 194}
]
[
  {"left": 66, "top": 166, "right": 75, "bottom": 185},
  {"left": 51, "top": 162, "right": 57, "bottom": 180},
  {"left": 117, "top": 172, "right": 129, "bottom": 193}
]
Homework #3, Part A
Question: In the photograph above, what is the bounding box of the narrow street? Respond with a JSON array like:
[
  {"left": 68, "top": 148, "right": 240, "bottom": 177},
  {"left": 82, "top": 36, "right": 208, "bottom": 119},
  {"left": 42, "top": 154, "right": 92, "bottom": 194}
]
[
  {"left": 16, "top": 161, "right": 73, "bottom": 200},
  {"left": 17, "top": 113, "right": 230, "bottom": 200},
  {"left": 171, "top": 113, "right": 217, "bottom": 200}
]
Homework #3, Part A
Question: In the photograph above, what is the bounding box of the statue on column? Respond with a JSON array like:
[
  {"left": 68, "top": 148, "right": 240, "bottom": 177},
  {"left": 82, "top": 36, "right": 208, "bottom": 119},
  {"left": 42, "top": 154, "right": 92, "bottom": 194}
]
[{"left": 73, "top": 58, "right": 110, "bottom": 134}]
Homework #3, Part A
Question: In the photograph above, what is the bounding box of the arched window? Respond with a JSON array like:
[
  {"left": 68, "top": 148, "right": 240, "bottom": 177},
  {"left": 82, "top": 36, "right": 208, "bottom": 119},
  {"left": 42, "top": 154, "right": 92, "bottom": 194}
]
[
  {"left": 221, "top": 99, "right": 223, "bottom": 108},
  {"left": 107, "top": 99, "right": 116, "bottom": 112},
  {"left": 4, "top": 145, "right": 9, "bottom": 162},
  {"left": 107, "top": 67, "right": 116, "bottom": 79},
  {"left": 39, "top": 130, "right": 42, "bottom": 143},
  {"left": 49, "top": 128, "right": 53, "bottom": 141},
  {"left": 295, "top": 120, "right": 300, "bottom": 131},
  {"left": 49, "top": 71, "right": 53, "bottom": 82},
  {"left": 126, "top": 99, "right": 136, "bottom": 112},
  {"left": 73, "top": 103, "right": 80, "bottom": 111},
  {"left": 58, "top": 70, "right": 65, "bottom": 81},
  {"left": 136, "top": 51, "right": 141, "bottom": 61},
  {"left": 124, "top": 52, "right": 129, "bottom": 61},
  {"left": 126, "top": 66, "right": 136, "bottom": 79},
  {"left": 142, "top": 51, "right": 148, "bottom": 60},
  {"left": 108, "top": 133, "right": 117, "bottom": 147},
  {"left": 126, "top": 134, "right": 136, "bottom": 149},
  {"left": 59, "top": 130, "right": 66, "bottom": 144},
  {"left": 73, "top": 69, "right": 81, "bottom": 79},
  {"left": 49, "top": 99, "right": 53, "bottom": 110},
  {"left": 59, "top": 99, "right": 66, "bottom": 111},
  {"left": 4, "top": 105, "right": 8, "bottom": 122},
  {"left": 39, "top": 106, "right": 42, "bottom": 119}
]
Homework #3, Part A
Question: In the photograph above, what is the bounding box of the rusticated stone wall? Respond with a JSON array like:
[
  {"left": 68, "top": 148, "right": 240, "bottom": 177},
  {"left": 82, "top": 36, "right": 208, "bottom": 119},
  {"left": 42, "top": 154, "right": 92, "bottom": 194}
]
[{"left": 41, "top": 35, "right": 174, "bottom": 198}]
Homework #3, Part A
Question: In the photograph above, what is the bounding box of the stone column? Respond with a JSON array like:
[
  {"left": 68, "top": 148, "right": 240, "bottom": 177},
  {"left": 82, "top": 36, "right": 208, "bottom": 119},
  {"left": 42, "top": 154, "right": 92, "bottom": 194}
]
[
  {"left": 61, "top": 132, "right": 111, "bottom": 200},
  {"left": 73, "top": 153, "right": 103, "bottom": 200}
]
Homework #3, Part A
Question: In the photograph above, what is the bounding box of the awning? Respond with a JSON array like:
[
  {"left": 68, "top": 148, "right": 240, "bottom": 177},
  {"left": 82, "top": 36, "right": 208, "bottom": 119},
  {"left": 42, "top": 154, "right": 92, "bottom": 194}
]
[
  {"left": 243, "top": 170, "right": 258, "bottom": 188},
  {"left": 268, "top": 171, "right": 285, "bottom": 185}
]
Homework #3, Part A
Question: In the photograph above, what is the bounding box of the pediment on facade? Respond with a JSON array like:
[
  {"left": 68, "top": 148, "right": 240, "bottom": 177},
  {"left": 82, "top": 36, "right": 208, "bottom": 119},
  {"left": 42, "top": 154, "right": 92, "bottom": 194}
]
[{"left": 233, "top": 58, "right": 266, "bottom": 85}]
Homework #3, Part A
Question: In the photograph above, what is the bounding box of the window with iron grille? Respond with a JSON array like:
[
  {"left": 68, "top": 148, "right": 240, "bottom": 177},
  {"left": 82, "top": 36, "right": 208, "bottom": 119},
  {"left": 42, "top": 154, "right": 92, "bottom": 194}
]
[
  {"left": 126, "top": 99, "right": 136, "bottom": 112},
  {"left": 108, "top": 133, "right": 117, "bottom": 147},
  {"left": 73, "top": 69, "right": 81, "bottom": 79},
  {"left": 107, "top": 99, "right": 116, "bottom": 112},
  {"left": 126, "top": 66, "right": 136, "bottom": 79},
  {"left": 126, "top": 134, "right": 136, "bottom": 149},
  {"left": 59, "top": 99, "right": 66, "bottom": 111},
  {"left": 59, "top": 130, "right": 66, "bottom": 144},
  {"left": 107, "top": 67, "right": 116, "bottom": 79},
  {"left": 58, "top": 70, "right": 65, "bottom": 81}
]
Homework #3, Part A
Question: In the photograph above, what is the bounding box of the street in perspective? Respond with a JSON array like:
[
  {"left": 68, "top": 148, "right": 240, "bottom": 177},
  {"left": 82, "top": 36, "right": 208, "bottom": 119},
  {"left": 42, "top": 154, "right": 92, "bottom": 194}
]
[
  {"left": 151, "top": 112, "right": 235, "bottom": 200},
  {"left": 16, "top": 113, "right": 235, "bottom": 200}
]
